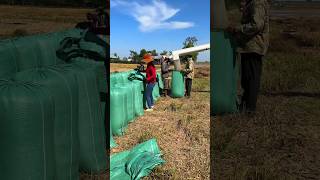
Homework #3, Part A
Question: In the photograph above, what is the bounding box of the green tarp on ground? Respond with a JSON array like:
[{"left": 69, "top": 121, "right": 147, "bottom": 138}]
[
  {"left": 211, "top": 31, "right": 238, "bottom": 115},
  {"left": 0, "top": 80, "right": 55, "bottom": 180},
  {"left": 110, "top": 139, "right": 165, "bottom": 180},
  {"left": 14, "top": 64, "right": 80, "bottom": 180}
]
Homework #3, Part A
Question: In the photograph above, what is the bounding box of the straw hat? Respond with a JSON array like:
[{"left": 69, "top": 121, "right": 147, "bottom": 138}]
[{"left": 143, "top": 53, "right": 154, "bottom": 63}]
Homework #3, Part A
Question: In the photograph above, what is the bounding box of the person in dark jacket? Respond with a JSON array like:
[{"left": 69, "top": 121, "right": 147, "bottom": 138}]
[
  {"left": 143, "top": 53, "right": 157, "bottom": 112},
  {"left": 161, "top": 57, "right": 173, "bottom": 97},
  {"left": 227, "top": 0, "right": 269, "bottom": 114}
]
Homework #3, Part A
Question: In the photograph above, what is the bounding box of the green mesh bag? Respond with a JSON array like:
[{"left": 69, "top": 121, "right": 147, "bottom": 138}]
[
  {"left": 14, "top": 64, "right": 80, "bottom": 180},
  {"left": 211, "top": 31, "right": 238, "bottom": 115},
  {"left": 12, "top": 36, "right": 41, "bottom": 71},
  {"left": 69, "top": 61, "right": 107, "bottom": 173},
  {"left": 171, "top": 70, "right": 185, "bottom": 98},
  {"left": 71, "top": 58, "right": 106, "bottom": 93},
  {"left": 0, "top": 40, "right": 18, "bottom": 78},
  {"left": 36, "top": 33, "right": 63, "bottom": 67},
  {"left": 110, "top": 86, "right": 128, "bottom": 136},
  {"left": 0, "top": 80, "right": 55, "bottom": 180},
  {"left": 114, "top": 83, "right": 135, "bottom": 123}
]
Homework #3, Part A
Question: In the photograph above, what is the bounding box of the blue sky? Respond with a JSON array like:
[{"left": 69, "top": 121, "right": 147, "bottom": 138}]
[{"left": 110, "top": 0, "right": 210, "bottom": 61}]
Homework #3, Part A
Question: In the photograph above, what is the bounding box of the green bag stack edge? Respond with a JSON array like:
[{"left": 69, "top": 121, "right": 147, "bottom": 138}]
[{"left": 0, "top": 28, "right": 107, "bottom": 179}]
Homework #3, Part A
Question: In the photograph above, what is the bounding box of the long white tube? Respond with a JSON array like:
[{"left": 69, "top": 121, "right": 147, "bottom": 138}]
[{"left": 171, "top": 43, "right": 210, "bottom": 61}]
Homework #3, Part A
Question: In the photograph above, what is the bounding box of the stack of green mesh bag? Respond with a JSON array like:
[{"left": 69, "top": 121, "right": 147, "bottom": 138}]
[
  {"left": 109, "top": 71, "right": 165, "bottom": 180},
  {"left": 110, "top": 70, "right": 163, "bottom": 143},
  {"left": 0, "top": 28, "right": 107, "bottom": 180}
]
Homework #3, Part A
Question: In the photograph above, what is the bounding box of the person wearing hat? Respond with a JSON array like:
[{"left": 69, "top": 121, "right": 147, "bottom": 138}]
[
  {"left": 142, "top": 53, "right": 157, "bottom": 111},
  {"left": 161, "top": 56, "right": 173, "bottom": 97},
  {"left": 183, "top": 57, "right": 195, "bottom": 98}
]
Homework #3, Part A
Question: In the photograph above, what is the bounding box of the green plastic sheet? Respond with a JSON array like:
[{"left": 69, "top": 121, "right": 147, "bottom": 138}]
[
  {"left": 211, "top": 31, "right": 238, "bottom": 115},
  {"left": 110, "top": 139, "right": 165, "bottom": 180}
]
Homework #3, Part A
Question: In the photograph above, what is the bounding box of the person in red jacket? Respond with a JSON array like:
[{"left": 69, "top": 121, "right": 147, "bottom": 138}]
[{"left": 143, "top": 53, "right": 157, "bottom": 111}]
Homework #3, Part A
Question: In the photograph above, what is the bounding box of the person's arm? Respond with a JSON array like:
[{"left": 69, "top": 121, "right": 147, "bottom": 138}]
[
  {"left": 236, "top": 2, "right": 266, "bottom": 37},
  {"left": 185, "top": 62, "right": 194, "bottom": 73}
]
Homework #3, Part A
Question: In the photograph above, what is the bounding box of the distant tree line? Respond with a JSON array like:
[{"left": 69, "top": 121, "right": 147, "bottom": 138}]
[{"left": 0, "top": 0, "right": 107, "bottom": 7}]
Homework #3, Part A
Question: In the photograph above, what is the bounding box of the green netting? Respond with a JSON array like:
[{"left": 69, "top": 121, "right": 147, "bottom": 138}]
[
  {"left": 0, "top": 79, "right": 55, "bottom": 180},
  {"left": 171, "top": 70, "right": 185, "bottom": 98},
  {"left": 13, "top": 64, "right": 80, "bottom": 180},
  {"left": 152, "top": 82, "right": 160, "bottom": 101},
  {"left": 115, "top": 83, "right": 135, "bottom": 123},
  {"left": 0, "top": 40, "right": 18, "bottom": 78},
  {"left": 79, "top": 39, "right": 106, "bottom": 58},
  {"left": 157, "top": 73, "right": 164, "bottom": 89},
  {"left": 110, "top": 86, "right": 128, "bottom": 136},
  {"left": 36, "top": 33, "right": 63, "bottom": 67},
  {"left": 71, "top": 58, "right": 106, "bottom": 93},
  {"left": 211, "top": 31, "right": 238, "bottom": 115},
  {"left": 133, "top": 82, "right": 144, "bottom": 117},
  {"left": 12, "top": 36, "right": 41, "bottom": 71},
  {"left": 110, "top": 139, "right": 165, "bottom": 180},
  {"left": 106, "top": 99, "right": 117, "bottom": 148},
  {"left": 69, "top": 61, "right": 107, "bottom": 173}
]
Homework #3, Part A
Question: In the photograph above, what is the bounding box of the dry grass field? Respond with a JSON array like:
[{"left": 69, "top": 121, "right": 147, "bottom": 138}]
[
  {"left": 110, "top": 63, "right": 211, "bottom": 179},
  {"left": 0, "top": 5, "right": 91, "bottom": 39}
]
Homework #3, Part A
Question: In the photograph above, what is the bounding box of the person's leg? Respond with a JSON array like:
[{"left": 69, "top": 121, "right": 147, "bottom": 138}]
[
  {"left": 186, "top": 78, "right": 192, "bottom": 97},
  {"left": 146, "top": 83, "right": 152, "bottom": 109},
  {"left": 246, "top": 53, "right": 262, "bottom": 112},
  {"left": 241, "top": 53, "right": 250, "bottom": 112},
  {"left": 161, "top": 77, "right": 166, "bottom": 96},
  {"left": 150, "top": 83, "right": 155, "bottom": 107}
]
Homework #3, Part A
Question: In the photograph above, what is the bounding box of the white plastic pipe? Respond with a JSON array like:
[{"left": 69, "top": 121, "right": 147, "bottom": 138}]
[
  {"left": 171, "top": 43, "right": 210, "bottom": 61},
  {"left": 167, "top": 43, "right": 210, "bottom": 70}
]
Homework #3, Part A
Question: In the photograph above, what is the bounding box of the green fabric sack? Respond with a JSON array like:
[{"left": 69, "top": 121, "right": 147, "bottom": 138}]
[
  {"left": 110, "top": 139, "right": 165, "bottom": 180},
  {"left": 14, "top": 64, "right": 80, "bottom": 180},
  {"left": 69, "top": 61, "right": 107, "bottom": 173},
  {"left": 0, "top": 80, "right": 55, "bottom": 180},
  {"left": 115, "top": 83, "right": 135, "bottom": 123},
  {"left": 171, "top": 70, "right": 185, "bottom": 98},
  {"left": 0, "top": 40, "right": 18, "bottom": 78},
  {"left": 72, "top": 58, "right": 106, "bottom": 93},
  {"left": 133, "top": 82, "right": 144, "bottom": 117},
  {"left": 211, "top": 31, "right": 238, "bottom": 115},
  {"left": 36, "top": 33, "right": 63, "bottom": 67},
  {"left": 110, "top": 86, "right": 128, "bottom": 136},
  {"left": 12, "top": 36, "right": 41, "bottom": 71}
]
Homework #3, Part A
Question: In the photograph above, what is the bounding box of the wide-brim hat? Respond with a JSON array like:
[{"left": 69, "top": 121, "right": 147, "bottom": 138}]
[{"left": 143, "top": 53, "right": 154, "bottom": 63}]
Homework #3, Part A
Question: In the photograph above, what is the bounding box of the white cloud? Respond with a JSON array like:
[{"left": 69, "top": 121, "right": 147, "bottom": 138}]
[{"left": 111, "top": 0, "right": 194, "bottom": 32}]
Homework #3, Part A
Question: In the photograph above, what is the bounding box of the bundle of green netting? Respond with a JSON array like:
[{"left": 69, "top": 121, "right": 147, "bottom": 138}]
[
  {"left": 0, "top": 28, "right": 107, "bottom": 180},
  {"left": 110, "top": 71, "right": 163, "bottom": 142},
  {"left": 110, "top": 139, "right": 165, "bottom": 180}
]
